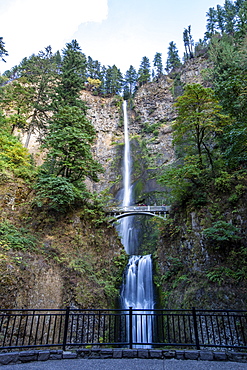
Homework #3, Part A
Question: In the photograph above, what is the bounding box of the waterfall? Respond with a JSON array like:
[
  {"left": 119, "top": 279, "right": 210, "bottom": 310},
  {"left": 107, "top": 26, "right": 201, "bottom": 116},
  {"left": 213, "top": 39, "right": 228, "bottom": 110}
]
[
  {"left": 119, "top": 101, "right": 133, "bottom": 254},
  {"left": 119, "top": 101, "right": 154, "bottom": 347}
]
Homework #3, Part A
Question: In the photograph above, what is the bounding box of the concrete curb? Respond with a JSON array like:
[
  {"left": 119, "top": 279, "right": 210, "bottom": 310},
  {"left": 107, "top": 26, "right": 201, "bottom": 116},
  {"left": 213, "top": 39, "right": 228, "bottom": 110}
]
[{"left": 0, "top": 348, "right": 247, "bottom": 366}]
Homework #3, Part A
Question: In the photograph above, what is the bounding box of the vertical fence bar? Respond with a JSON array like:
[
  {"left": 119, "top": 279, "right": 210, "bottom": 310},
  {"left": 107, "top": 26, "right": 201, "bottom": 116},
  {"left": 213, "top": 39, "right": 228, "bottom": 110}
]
[
  {"left": 192, "top": 307, "right": 200, "bottom": 350},
  {"left": 62, "top": 307, "right": 70, "bottom": 351},
  {"left": 129, "top": 307, "right": 133, "bottom": 349}
]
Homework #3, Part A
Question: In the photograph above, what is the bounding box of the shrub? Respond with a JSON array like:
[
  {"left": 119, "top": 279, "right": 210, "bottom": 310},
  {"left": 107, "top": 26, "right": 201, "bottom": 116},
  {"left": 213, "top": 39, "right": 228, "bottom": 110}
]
[
  {"left": 34, "top": 174, "right": 87, "bottom": 211},
  {"left": 0, "top": 221, "right": 37, "bottom": 251},
  {"left": 203, "top": 221, "right": 240, "bottom": 248}
]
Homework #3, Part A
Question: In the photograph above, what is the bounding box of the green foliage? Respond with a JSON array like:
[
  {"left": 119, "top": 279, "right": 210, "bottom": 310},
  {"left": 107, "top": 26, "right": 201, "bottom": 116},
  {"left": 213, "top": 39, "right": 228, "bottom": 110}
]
[
  {"left": 173, "top": 83, "right": 230, "bottom": 170},
  {"left": 54, "top": 40, "right": 87, "bottom": 111},
  {"left": 123, "top": 65, "right": 137, "bottom": 99},
  {"left": 153, "top": 52, "right": 163, "bottom": 77},
  {"left": 205, "top": 0, "right": 247, "bottom": 40},
  {"left": 214, "top": 171, "right": 233, "bottom": 192},
  {"left": 0, "top": 37, "right": 8, "bottom": 62},
  {"left": 0, "top": 221, "right": 37, "bottom": 251},
  {"left": 166, "top": 42, "right": 181, "bottom": 72},
  {"left": 159, "top": 257, "right": 184, "bottom": 282},
  {"left": 142, "top": 122, "right": 161, "bottom": 136},
  {"left": 209, "top": 35, "right": 247, "bottom": 168},
  {"left": 42, "top": 106, "right": 103, "bottom": 181},
  {"left": 138, "top": 56, "right": 151, "bottom": 86},
  {"left": 19, "top": 46, "right": 59, "bottom": 140},
  {"left": 34, "top": 48, "right": 104, "bottom": 211},
  {"left": 158, "top": 155, "right": 206, "bottom": 204},
  {"left": 183, "top": 25, "right": 194, "bottom": 59},
  {"left": 105, "top": 65, "right": 123, "bottom": 96},
  {"left": 34, "top": 175, "right": 87, "bottom": 211},
  {"left": 36, "top": 110, "right": 102, "bottom": 209},
  {"left": 0, "top": 116, "right": 36, "bottom": 180},
  {"left": 0, "top": 77, "right": 33, "bottom": 133},
  {"left": 203, "top": 221, "right": 240, "bottom": 246},
  {"left": 206, "top": 266, "right": 246, "bottom": 285}
]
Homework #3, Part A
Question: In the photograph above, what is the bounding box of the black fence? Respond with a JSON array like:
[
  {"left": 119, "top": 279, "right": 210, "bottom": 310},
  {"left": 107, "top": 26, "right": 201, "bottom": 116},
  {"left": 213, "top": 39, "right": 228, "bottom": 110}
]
[{"left": 0, "top": 307, "right": 247, "bottom": 351}]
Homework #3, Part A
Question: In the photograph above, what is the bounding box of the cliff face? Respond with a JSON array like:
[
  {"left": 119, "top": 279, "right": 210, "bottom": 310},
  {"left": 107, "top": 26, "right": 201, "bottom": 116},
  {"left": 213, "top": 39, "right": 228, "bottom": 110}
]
[
  {"left": 0, "top": 177, "right": 127, "bottom": 309},
  {"left": 131, "top": 75, "right": 175, "bottom": 167},
  {"left": 84, "top": 56, "right": 211, "bottom": 199},
  {"left": 155, "top": 186, "right": 247, "bottom": 310},
  {"left": 80, "top": 77, "right": 176, "bottom": 198},
  {"left": 79, "top": 93, "right": 123, "bottom": 193}
]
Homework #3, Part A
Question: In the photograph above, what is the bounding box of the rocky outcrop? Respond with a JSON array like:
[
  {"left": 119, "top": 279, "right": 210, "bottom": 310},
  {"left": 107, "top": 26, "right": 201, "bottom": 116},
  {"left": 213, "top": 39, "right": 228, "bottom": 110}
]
[
  {"left": 179, "top": 56, "right": 212, "bottom": 86},
  {"left": 80, "top": 93, "right": 123, "bottom": 193},
  {"left": 131, "top": 75, "right": 176, "bottom": 168}
]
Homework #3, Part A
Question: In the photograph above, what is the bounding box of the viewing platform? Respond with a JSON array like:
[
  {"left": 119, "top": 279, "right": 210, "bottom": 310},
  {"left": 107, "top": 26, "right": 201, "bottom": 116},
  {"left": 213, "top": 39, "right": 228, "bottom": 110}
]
[{"left": 105, "top": 205, "right": 170, "bottom": 222}]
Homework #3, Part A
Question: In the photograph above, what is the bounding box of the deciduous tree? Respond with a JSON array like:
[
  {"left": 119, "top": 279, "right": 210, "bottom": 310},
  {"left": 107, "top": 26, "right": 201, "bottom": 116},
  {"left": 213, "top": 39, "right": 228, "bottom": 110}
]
[{"left": 173, "top": 84, "right": 229, "bottom": 170}]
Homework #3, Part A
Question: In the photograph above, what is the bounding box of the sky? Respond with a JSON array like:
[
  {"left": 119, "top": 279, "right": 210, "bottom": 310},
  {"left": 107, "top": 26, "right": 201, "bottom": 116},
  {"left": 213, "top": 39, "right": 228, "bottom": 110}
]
[{"left": 0, "top": 0, "right": 226, "bottom": 75}]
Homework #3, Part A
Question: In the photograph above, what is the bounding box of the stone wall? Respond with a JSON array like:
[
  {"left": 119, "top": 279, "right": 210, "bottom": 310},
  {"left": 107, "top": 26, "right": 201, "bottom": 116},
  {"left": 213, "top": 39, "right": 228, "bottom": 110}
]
[{"left": 0, "top": 348, "right": 246, "bottom": 365}]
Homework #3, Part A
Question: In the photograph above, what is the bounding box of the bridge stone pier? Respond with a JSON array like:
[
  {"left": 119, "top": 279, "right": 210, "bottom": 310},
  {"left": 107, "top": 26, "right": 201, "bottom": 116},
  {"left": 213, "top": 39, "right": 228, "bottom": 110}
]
[{"left": 106, "top": 205, "right": 170, "bottom": 222}]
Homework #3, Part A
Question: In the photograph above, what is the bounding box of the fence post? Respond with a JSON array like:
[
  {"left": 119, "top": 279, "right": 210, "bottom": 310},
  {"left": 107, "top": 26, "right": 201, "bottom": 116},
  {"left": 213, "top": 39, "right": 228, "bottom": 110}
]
[
  {"left": 192, "top": 307, "right": 200, "bottom": 350},
  {"left": 63, "top": 307, "right": 70, "bottom": 351},
  {"left": 129, "top": 306, "right": 133, "bottom": 349}
]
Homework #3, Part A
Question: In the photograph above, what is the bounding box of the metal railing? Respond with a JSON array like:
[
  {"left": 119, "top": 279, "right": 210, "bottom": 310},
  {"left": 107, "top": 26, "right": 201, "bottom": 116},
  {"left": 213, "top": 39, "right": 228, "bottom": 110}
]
[
  {"left": 106, "top": 206, "right": 170, "bottom": 215},
  {"left": 0, "top": 308, "right": 247, "bottom": 351}
]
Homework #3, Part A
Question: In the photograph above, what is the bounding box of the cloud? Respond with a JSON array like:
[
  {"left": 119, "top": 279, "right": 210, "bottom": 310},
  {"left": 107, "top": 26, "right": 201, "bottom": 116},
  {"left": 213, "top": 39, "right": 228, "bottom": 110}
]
[{"left": 0, "top": 0, "right": 108, "bottom": 71}]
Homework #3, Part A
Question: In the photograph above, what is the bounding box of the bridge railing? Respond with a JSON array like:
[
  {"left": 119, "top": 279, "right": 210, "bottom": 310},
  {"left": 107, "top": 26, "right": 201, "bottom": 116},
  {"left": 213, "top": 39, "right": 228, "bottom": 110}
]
[
  {"left": 107, "top": 206, "right": 170, "bottom": 213},
  {"left": 1, "top": 308, "right": 247, "bottom": 351}
]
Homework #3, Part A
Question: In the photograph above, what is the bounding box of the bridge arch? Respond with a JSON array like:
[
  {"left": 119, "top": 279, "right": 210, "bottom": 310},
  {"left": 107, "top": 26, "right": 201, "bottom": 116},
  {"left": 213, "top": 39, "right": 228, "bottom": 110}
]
[
  {"left": 106, "top": 206, "right": 170, "bottom": 223},
  {"left": 108, "top": 211, "right": 166, "bottom": 223}
]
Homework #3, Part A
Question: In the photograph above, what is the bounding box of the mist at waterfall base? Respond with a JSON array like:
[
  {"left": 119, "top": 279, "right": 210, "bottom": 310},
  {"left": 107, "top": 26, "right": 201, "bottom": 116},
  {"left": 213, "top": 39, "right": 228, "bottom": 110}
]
[{"left": 116, "top": 101, "right": 155, "bottom": 347}]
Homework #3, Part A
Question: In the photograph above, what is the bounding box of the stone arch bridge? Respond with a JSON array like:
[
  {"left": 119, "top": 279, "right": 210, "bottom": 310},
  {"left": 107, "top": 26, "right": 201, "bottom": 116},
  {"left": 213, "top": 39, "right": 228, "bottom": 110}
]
[{"left": 105, "top": 205, "right": 170, "bottom": 223}]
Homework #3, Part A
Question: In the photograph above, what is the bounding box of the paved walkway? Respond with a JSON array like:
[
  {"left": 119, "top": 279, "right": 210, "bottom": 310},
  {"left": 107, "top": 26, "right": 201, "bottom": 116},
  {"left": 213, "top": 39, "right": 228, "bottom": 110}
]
[{"left": 2, "top": 358, "right": 247, "bottom": 369}]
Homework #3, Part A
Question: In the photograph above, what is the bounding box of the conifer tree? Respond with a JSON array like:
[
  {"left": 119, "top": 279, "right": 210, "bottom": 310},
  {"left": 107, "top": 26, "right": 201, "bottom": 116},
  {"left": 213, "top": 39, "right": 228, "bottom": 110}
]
[
  {"left": 236, "top": 0, "right": 247, "bottom": 37},
  {"left": 209, "top": 35, "right": 247, "bottom": 167},
  {"left": 0, "top": 37, "right": 8, "bottom": 62},
  {"left": 87, "top": 56, "right": 101, "bottom": 80},
  {"left": 54, "top": 40, "right": 87, "bottom": 111},
  {"left": 123, "top": 65, "right": 137, "bottom": 99},
  {"left": 36, "top": 40, "right": 103, "bottom": 210},
  {"left": 205, "top": 7, "right": 218, "bottom": 39},
  {"left": 183, "top": 26, "right": 194, "bottom": 59},
  {"left": 105, "top": 65, "right": 123, "bottom": 96},
  {"left": 5, "top": 46, "right": 59, "bottom": 146},
  {"left": 224, "top": 0, "right": 237, "bottom": 34},
  {"left": 36, "top": 106, "right": 103, "bottom": 210},
  {"left": 138, "top": 56, "right": 151, "bottom": 86},
  {"left": 216, "top": 5, "right": 226, "bottom": 33},
  {"left": 166, "top": 42, "right": 181, "bottom": 72},
  {"left": 153, "top": 52, "right": 163, "bottom": 78}
]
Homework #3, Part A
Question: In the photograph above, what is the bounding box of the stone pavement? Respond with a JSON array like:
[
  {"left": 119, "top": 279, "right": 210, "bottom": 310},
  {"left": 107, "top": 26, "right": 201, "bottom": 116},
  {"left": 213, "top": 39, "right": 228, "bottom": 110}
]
[
  {"left": 1, "top": 349, "right": 247, "bottom": 369},
  {"left": 2, "top": 358, "right": 247, "bottom": 369}
]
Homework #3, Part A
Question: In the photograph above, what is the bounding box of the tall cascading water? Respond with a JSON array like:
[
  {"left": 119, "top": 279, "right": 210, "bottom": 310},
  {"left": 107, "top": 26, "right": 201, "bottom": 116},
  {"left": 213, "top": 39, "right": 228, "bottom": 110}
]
[
  {"left": 119, "top": 101, "right": 154, "bottom": 347},
  {"left": 118, "top": 101, "right": 133, "bottom": 254}
]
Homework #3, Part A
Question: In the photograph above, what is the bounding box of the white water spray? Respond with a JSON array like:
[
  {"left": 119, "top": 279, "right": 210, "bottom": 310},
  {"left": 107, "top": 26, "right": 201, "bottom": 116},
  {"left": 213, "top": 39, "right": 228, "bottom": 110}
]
[
  {"left": 120, "top": 101, "right": 154, "bottom": 347},
  {"left": 119, "top": 101, "right": 133, "bottom": 254}
]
